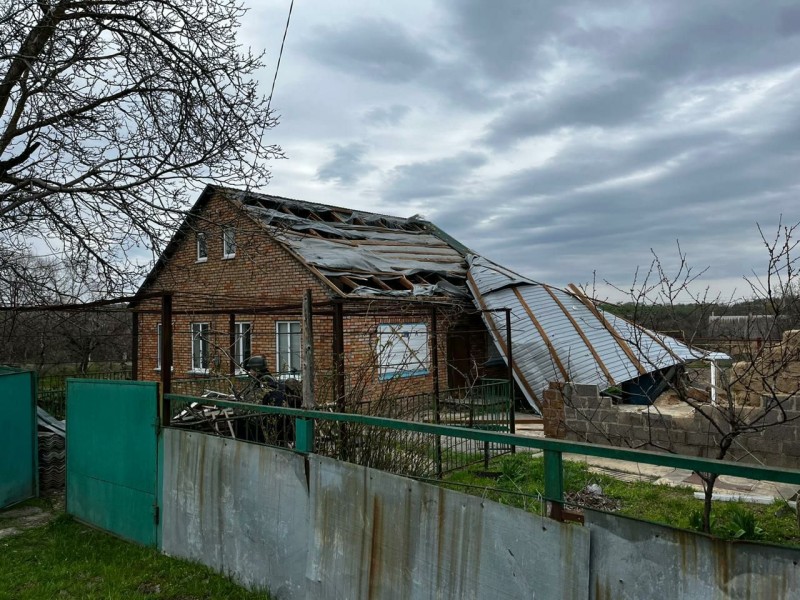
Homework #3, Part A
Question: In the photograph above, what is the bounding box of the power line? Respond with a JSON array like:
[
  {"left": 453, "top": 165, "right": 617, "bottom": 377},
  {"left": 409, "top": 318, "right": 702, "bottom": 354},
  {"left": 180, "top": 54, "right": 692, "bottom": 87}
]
[
  {"left": 245, "top": 0, "right": 295, "bottom": 195},
  {"left": 268, "top": 0, "right": 295, "bottom": 113}
]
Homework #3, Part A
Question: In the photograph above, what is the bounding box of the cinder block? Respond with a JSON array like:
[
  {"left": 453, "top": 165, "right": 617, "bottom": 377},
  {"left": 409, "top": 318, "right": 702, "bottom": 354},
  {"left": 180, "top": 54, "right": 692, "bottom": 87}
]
[
  {"left": 672, "top": 444, "right": 706, "bottom": 458},
  {"left": 781, "top": 440, "right": 800, "bottom": 457},
  {"left": 686, "top": 432, "right": 716, "bottom": 447}
]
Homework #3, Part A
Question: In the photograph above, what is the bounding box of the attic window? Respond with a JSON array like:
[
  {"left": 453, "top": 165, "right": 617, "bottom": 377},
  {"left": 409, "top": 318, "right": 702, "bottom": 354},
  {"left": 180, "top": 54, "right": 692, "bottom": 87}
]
[
  {"left": 196, "top": 232, "right": 207, "bottom": 262},
  {"left": 223, "top": 228, "right": 236, "bottom": 258}
]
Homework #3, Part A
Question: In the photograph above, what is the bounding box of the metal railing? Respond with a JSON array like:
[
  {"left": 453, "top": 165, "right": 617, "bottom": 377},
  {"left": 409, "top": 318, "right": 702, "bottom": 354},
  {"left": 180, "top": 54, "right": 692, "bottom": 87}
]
[
  {"left": 168, "top": 378, "right": 512, "bottom": 476},
  {"left": 163, "top": 393, "right": 800, "bottom": 523},
  {"left": 37, "top": 369, "right": 131, "bottom": 419}
]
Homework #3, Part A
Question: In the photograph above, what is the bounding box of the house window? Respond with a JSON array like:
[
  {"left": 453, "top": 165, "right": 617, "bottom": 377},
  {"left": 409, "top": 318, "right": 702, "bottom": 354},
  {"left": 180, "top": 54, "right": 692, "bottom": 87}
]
[
  {"left": 377, "top": 323, "right": 429, "bottom": 380},
  {"left": 196, "top": 232, "right": 207, "bottom": 262},
  {"left": 234, "top": 322, "right": 252, "bottom": 369},
  {"left": 191, "top": 322, "right": 210, "bottom": 372},
  {"left": 223, "top": 228, "right": 236, "bottom": 258},
  {"left": 276, "top": 321, "right": 301, "bottom": 376},
  {"left": 156, "top": 323, "right": 161, "bottom": 369}
]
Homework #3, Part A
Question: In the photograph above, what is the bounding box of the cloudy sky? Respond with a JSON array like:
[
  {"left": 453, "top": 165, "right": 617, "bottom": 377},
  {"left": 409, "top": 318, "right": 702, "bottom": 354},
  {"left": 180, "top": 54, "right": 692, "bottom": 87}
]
[{"left": 240, "top": 1, "right": 800, "bottom": 301}]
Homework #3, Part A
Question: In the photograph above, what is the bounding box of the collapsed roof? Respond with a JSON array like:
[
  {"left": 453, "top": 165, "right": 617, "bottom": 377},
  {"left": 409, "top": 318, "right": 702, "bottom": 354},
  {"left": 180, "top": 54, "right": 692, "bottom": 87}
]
[
  {"left": 233, "top": 189, "right": 470, "bottom": 299},
  {"left": 467, "top": 255, "right": 717, "bottom": 411}
]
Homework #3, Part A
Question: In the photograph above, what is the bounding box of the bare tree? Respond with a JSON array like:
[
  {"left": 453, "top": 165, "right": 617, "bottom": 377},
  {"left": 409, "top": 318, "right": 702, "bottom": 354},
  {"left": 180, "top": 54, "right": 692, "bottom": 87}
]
[
  {"left": 563, "top": 221, "right": 800, "bottom": 534},
  {"left": 0, "top": 0, "right": 281, "bottom": 296}
]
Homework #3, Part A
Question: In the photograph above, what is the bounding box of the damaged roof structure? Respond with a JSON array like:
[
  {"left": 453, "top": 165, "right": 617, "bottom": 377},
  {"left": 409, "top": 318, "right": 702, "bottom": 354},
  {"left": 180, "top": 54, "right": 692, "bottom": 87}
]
[
  {"left": 467, "top": 256, "right": 717, "bottom": 411},
  {"left": 234, "top": 188, "right": 469, "bottom": 299},
  {"left": 141, "top": 185, "right": 722, "bottom": 412}
]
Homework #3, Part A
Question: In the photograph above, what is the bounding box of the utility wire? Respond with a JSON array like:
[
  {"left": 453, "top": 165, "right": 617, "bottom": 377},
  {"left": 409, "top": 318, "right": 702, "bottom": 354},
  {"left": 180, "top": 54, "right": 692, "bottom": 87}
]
[
  {"left": 245, "top": 0, "right": 295, "bottom": 194},
  {"left": 268, "top": 0, "right": 295, "bottom": 113}
]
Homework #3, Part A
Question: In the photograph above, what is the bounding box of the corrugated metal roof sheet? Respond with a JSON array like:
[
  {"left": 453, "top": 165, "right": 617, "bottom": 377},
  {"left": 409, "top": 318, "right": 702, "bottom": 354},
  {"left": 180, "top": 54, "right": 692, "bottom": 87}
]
[
  {"left": 467, "top": 255, "right": 721, "bottom": 411},
  {"left": 237, "top": 195, "right": 468, "bottom": 298}
]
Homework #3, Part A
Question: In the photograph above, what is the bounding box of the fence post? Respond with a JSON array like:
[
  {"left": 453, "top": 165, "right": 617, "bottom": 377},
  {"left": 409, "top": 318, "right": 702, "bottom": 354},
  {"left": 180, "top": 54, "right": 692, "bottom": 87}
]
[
  {"left": 505, "top": 308, "right": 516, "bottom": 454},
  {"left": 543, "top": 449, "right": 564, "bottom": 521},
  {"left": 332, "top": 300, "right": 348, "bottom": 460},
  {"left": 159, "top": 293, "right": 173, "bottom": 427},
  {"left": 295, "top": 418, "right": 315, "bottom": 453},
  {"left": 302, "top": 289, "right": 315, "bottom": 408},
  {"left": 131, "top": 310, "right": 139, "bottom": 381},
  {"left": 431, "top": 305, "right": 443, "bottom": 478},
  {"left": 228, "top": 313, "right": 236, "bottom": 377}
]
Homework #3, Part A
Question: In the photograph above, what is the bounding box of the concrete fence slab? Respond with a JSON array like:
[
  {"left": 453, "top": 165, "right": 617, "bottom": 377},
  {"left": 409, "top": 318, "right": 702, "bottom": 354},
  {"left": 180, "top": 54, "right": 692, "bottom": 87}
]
[
  {"left": 585, "top": 510, "right": 800, "bottom": 600},
  {"left": 305, "top": 454, "right": 590, "bottom": 600},
  {"left": 161, "top": 430, "right": 310, "bottom": 599}
]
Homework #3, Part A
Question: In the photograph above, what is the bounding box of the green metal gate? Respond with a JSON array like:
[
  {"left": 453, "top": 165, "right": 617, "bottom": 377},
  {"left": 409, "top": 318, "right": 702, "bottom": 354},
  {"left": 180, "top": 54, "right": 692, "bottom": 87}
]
[
  {"left": 66, "top": 379, "right": 160, "bottom": 546},
  {"left": 0, "top": 367, "right": 37, "bottom": 509}
]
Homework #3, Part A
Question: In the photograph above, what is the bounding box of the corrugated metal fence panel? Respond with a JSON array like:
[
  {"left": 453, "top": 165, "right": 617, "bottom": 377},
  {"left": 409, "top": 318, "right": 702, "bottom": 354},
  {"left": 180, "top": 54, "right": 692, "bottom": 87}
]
[
  {"left": 306, "top": 454, "right": 591, "bottom": 600},
  {"left": 162, "top": 429, "right": 310, "bottom": 599},
  {"left": 0, "top": 369, "right": 37, "bottom": 509},
  {"left": 66, "top": 379, "right": 159, "bottom": 546},
  {"left": 585, "top": 510, "right": 800, "bottom": 600}
]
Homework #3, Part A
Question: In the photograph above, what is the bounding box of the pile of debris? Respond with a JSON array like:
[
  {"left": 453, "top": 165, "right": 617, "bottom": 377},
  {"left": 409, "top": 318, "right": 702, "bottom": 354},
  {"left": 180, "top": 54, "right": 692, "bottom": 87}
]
[
  {"left": 38, "top": 407, "right": 65, "bottom": 495},
  {"left": 565, "top": 484, "right": 621, "bottom": 513}
]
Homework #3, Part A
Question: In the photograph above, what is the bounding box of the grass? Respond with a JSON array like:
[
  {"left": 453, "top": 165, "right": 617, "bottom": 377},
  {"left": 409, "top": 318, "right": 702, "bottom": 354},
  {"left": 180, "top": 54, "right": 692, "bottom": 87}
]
[
  {"left": 442, "top": 453, "right": 800, "bottom": 546},
  {"left": 0, "top": 511, "right": 271, "bottom": 600}
]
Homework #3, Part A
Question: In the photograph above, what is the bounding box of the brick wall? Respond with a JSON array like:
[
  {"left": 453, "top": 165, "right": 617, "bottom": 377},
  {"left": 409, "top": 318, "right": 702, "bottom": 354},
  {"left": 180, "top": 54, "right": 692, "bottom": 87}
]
[
  {"left": 134, "top": 189, "right": 464, "bottom": 402},
  {"left": 541, "top": 383, "right": 800, "bottom": 468}
]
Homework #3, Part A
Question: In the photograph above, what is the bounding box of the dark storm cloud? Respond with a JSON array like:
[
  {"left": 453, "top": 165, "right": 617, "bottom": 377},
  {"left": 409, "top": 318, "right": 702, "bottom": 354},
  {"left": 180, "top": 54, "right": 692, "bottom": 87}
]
[
  {"left": 305, "top": 18, "right": 432, "bottom": 83},
  {"left": 363, "top": 104, "right": 410, "bottom": 126},
  {"left": 316, "top": 143, "right": 374, "bottom": 185},
  {"left": 264, "top": 0, "right": 800, "bottom": 297},
  {"left": 441, "top": 0, "right": 571, "bottom": 81},
  {"left": 382, "top": 152, "right": 488, "bottom": 203},
  {"left": 484, "top": 76, "right": 663, "bottom": 148}
]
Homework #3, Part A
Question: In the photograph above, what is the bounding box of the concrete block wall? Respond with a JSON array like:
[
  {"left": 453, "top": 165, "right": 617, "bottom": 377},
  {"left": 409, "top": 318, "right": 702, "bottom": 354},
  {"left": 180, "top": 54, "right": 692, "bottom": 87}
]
[{"left": 542, "top": 383, "right": 800, "bottom": 468}]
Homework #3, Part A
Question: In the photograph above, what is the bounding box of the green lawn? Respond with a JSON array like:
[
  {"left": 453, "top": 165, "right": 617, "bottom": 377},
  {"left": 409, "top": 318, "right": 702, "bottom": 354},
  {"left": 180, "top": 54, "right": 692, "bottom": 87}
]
[
  {"left": 443, "top": 453, "right": 800, "bottom": 546},
  {"left": 0, "top": 514, "right": 271, "bottom": 600}
]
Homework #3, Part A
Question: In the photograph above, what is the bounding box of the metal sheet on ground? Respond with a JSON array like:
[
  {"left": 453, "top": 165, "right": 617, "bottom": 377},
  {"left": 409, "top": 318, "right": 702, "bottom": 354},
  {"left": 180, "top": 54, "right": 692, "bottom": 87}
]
[
  {"left": 306, "top": 454, "right": 591, "bottom": 600},
  {"left": 585, "top": 510, "right": 800, "bottom": 600},
  {"left": 66, "top": 379, "right": 159, "bottom": 546},
  {"left": 0, "top": 369, "right": 37, "bottom": 508},
  {"left": 161, "top": 430, "right": 309, "bottom": 599}
]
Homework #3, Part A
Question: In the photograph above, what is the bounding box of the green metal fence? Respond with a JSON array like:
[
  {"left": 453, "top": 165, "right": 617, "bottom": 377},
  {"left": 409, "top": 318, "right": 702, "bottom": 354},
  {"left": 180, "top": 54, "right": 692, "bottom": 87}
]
[
  {"left": 168, "top": 378, "right": 512, "bottom": 477},
  {"left": 0, "top": 367, "right": 38, "bottom": 509},
  {"left": 38, "top": 369, "right": 131, "bottom": 419},
  {"left": 164, "top": 393, "right": 800, "bottom": 520},
  {"left": 67, "top": 379, "right": 160, "bottom": 546}
]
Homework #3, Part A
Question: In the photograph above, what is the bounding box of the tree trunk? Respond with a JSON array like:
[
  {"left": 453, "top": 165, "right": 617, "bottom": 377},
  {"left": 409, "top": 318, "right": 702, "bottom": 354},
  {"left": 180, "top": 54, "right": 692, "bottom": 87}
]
[{"left": 702, "top": 472, "right": 718, "bottom": 533}]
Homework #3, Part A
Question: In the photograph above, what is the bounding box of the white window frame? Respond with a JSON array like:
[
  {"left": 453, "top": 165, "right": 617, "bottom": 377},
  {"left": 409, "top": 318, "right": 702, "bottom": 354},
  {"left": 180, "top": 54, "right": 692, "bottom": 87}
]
[
  {"left": 275, "top": 321, "right": 301, "bottom": 378},
  {"left": 234, "top": 321, "right": 252, "bottom": 372},
  {"left": 191, "top": 322, "right": 210, "bottom": 373},
  {"left": 377, "top": 323, "right": 429, "bottom": 380},
  {"left": 196, "top": 232, "right": 207, "bottom": 262},
  {"left": 222, "top": 227, "right": 236, "bottom": 259}
]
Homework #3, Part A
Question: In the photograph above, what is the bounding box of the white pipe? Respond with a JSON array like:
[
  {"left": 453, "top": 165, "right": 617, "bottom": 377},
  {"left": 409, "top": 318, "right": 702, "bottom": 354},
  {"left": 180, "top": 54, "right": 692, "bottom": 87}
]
[
  {"left": 710, "top": 360, "right": 717, "bottom": 406},
  {"left": 692, "top": 491, "right": 778, "bottom": 505}
]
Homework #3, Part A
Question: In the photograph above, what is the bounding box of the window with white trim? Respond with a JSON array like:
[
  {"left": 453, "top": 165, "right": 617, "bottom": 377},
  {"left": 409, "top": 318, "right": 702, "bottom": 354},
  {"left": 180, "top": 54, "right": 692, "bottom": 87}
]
[
  {"left": 223, "top": 228, "right": 236, "bottom": 258},
  {"left": 196, "top": 232, "right": 207, "bottom": 261},
  {"left": 377, "top": 323, "right": 429, "bottom": 380},
  {"left": 191, "top": 322, "right": 210, "bottom": 372},
  {"left": 234, "top": 322, "right": 252, "bottom": 370},
  {"left": 276, "top": 321, "right": 301, "bottom": 376}
]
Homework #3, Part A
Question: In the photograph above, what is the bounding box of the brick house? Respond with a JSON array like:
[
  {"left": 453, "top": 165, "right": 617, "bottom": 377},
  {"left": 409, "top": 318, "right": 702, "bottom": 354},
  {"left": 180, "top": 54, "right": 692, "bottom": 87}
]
[{"left": 131, "top": 185, "right": 494, "bottom": 404}]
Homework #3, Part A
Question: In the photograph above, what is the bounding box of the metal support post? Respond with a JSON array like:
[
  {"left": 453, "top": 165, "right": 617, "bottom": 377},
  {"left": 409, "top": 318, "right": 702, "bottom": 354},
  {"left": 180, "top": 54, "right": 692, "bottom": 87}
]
[
  {"left": 544, "top": 449, "right": 564, "bottom": 521},
  {"left": 159, "top": 293, "right": 173, "bottom": 426},
  {"left": 505, "top": 308, "right": 516, "bottom": 453},
  {"left": 431, "top": 306, "right": 443, "bottom": 478}
]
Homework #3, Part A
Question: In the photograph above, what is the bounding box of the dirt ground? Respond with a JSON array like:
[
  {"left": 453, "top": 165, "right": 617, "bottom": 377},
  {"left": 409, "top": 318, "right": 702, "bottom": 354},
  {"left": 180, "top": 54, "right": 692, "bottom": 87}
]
[{"left": 0, "top": 495, "right": 62, "bottom": 540}]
